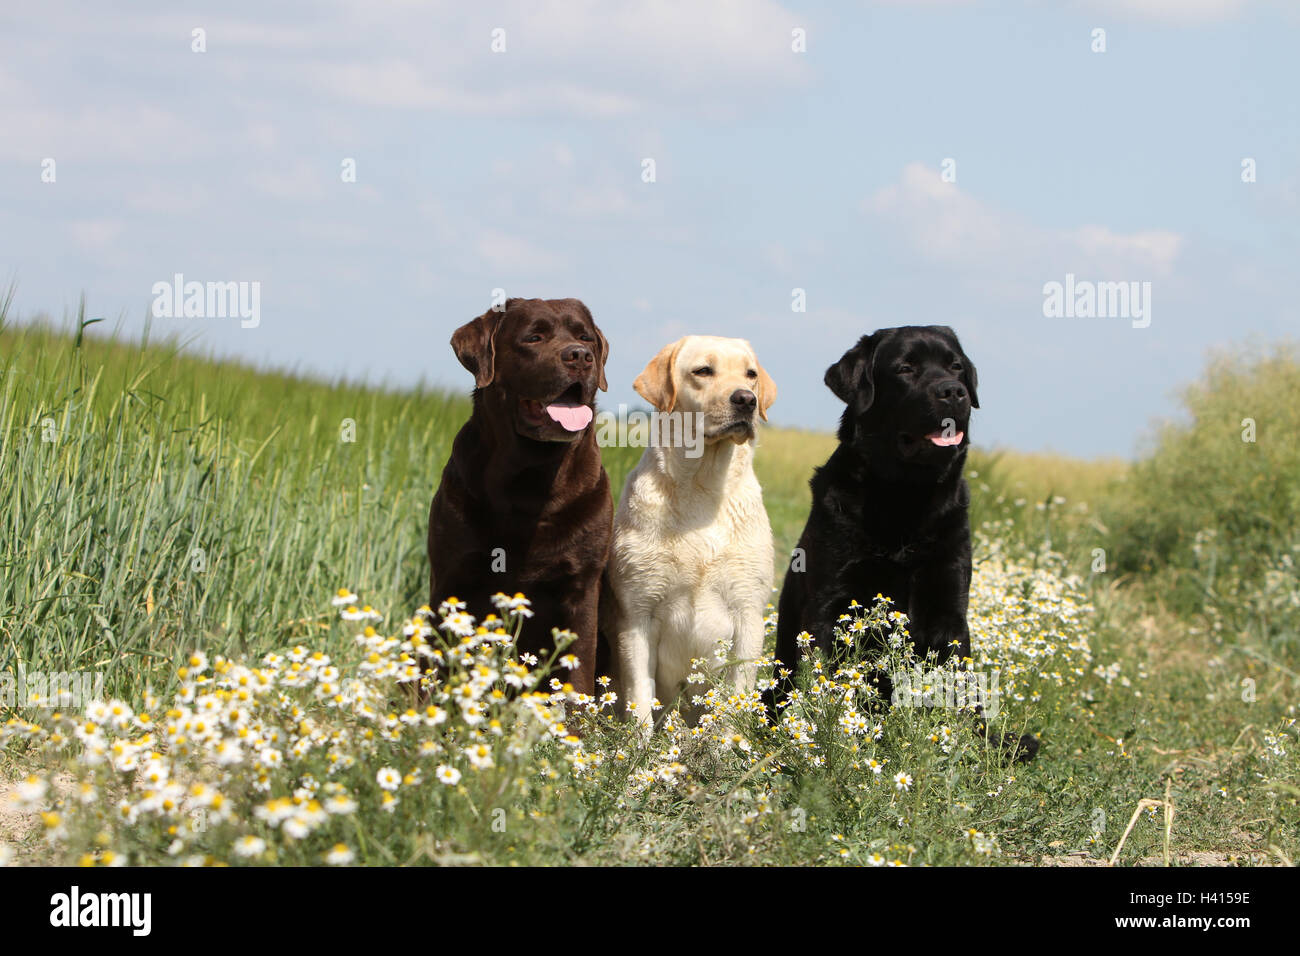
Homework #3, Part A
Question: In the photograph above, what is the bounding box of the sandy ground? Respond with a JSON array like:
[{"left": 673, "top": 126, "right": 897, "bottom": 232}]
[
  {"left": 0, "top": 773, "right": 71, "bottom": 866},
  {"left": 1, "top": 777, "right": 36, "bottom": 863},
  {"left": 1039, "top": 850, "right": 1273, "bottom": 866}
]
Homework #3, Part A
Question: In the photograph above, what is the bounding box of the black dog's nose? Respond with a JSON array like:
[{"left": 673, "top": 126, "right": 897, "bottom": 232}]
[
  {"left": 562, "top": 345, "right": 594, "bottom": 367},
  {"left": 933, "top": 380, "right": 968, "bottom": 404},
  {"left": 730, "top": 389, "right": 757, "bottom": 413}
]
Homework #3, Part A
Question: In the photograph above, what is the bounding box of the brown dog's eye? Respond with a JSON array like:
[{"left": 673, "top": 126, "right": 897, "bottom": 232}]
[
  {"left": 523, "top": 334, "right": 543, "bottom": 344},
  {"left": 694, "top": 366, "right": 713, "bottom": 377}
]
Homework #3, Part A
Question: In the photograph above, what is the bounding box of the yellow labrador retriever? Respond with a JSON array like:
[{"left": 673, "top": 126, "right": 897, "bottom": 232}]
[{"left": 604, "top": 336, "right": 776, "bottom": 726}]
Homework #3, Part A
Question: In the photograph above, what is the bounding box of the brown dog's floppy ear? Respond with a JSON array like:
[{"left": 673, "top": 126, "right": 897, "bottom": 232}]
[
  {"left": 594, "top": 324, "right": 610, "bottom": 392},
  {"left": 753, "top": 354, "right": 777, "bottom": 422},
  {"left": 634, "top": 338, "right": 684, "bottom": 412},
  {"left": 825, "top": 332, "right": 880, "bottom": 409},
  {"left": 574, "top": 300, "right": 609, "bottom": 392},
  {"left": 450, "top": 307, "right": 504, "bottom": 388}
]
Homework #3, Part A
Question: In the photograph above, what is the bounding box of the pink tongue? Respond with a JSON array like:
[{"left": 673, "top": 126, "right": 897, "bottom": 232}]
[
  {"left": 927, "top": 431, "right": 964, "bottom": 447},
  {"left": 546, "top": 403, "right": 593, "bottom": 432}
]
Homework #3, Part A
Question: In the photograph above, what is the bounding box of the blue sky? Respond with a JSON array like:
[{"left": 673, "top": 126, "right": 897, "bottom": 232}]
[{"left": 2, "top": 0, "right": 1297, "bottom": 457}]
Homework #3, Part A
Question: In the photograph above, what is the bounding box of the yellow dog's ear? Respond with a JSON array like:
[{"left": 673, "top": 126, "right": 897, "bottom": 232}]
[
  {"left": 634, "top": 338, "right": 685, "bottom": 412},
  {"left": 450, "top": 307, "right": 504, "bottom": 388},
  {"left": 754, "top": 357, "right": 777, "bottom": 422}
]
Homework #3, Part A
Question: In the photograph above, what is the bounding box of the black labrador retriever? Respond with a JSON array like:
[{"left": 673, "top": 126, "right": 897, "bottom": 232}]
[
  {"left": 428, "top": 297, "right": 612, "bottom": 697},
  {"left": 772, "top": 325, "right": 1037, "bottom": 761}
]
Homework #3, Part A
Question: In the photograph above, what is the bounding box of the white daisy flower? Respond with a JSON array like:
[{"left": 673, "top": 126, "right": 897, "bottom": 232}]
[
  {"left": 233, "top": 835, "right": 266, "bottom": 858},
  {"left": 324, "top": 843, "right": 355, "bottom": 865},
  {"left": 465, "top": 744, "right": 494, "bottom": 770}
]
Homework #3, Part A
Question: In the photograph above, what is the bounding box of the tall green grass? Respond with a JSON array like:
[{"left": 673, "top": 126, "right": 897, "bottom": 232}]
[{"left": 1, "top": 313, "right": 473, "bottom": 699}]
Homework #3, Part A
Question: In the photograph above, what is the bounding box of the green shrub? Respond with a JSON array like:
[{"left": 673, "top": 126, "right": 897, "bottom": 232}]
[{"left": 1104, "top": 343, "right": 1300, "bottom": 646}]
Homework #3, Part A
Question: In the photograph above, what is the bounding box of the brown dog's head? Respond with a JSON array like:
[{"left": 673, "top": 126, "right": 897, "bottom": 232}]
[
  {"left": 634, "top": 335, "right": 776, "bottom": 445},
  {"left": 451, "top": 297, "right": 609, "bottom": 443}
]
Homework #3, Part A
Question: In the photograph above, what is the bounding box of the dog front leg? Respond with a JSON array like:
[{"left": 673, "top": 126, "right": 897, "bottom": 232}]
[
  {"left": 908, "top": 562, "right": 1037, "bottom": 763},
  {"left": 726, "top": 604, "right": 765, "bottom": 695},
  {"left": 614, "top": 621, "right": 658, "bottom": 731}
]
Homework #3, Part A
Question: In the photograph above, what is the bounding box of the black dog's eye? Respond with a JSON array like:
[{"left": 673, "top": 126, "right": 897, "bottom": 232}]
[
  {"left": 746, "top": 369, "right": 758, "bottom": 379},
  {"left": 896, "top": 364, "right": 915, "bottom": 375},
  {"left": 951, "top": 361, "right": 964, "bottom": 371},
  {"left": 694, "top": 366, "right": 714, "bottom": 377}
]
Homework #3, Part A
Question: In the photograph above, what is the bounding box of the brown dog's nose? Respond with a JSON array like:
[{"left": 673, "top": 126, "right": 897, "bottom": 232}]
[
  {"left": 730, "top": 389, "right": 757, "bottom": 414},
  {"left": 562, "top": 344, "right": 594, "bottom": 369}
]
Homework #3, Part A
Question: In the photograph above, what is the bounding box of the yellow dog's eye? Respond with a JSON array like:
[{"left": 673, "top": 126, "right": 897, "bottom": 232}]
[
  {"left": 746, "top": 369, "right": 758, "bottom": 378},
  {"left": 693, "top": 366, "right": 713, "bottom": 376}
]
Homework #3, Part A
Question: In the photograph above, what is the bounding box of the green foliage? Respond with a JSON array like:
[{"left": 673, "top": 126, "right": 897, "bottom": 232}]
[{"left": 1103, "top": 344, "right": 1300, "bottom": 649}]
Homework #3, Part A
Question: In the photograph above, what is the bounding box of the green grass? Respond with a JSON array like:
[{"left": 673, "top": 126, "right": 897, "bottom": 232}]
[{"left": 1, "top": 308, "right": 1297, "bottom": 867}]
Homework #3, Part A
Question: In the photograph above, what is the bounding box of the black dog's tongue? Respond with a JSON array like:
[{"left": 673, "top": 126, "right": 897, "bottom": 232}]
[{"left": 926, "top": 429, "right": 964, "bottom": 447}]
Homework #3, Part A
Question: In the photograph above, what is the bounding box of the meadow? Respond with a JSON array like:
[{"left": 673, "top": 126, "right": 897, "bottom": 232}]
[{"left": 1, "top": 306, "right": 1297, "bottom": 867}]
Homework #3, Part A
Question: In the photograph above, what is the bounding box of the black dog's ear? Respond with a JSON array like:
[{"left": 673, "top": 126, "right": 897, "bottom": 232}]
[
  {"left": 962, "top": 354, "right": 979, "bottom": 409},
  {"left": 933, "top": 325, "right": 980, "bottom": 410},
  {"left": 450, "top": 306, "right": 505, "bottom": 388},
  {"left": 825, "top": 333, "right": 880, "bottom": 409}
]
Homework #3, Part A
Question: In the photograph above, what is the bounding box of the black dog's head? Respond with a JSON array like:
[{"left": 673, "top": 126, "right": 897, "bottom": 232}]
[
  {"left": 825, "top": 326, "right": 979, "bottom": 480},
  {"left": 451, "top": 297, "right": 609, "bottom": 444}
]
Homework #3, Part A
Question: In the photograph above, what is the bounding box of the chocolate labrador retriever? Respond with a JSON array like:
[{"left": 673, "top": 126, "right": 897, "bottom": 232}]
[
  {"left": 772, "top": 325, "right": 1037, "bottom": 761},
  {"left": 428, "top": 297, "right": 612, "bottom": 696}
]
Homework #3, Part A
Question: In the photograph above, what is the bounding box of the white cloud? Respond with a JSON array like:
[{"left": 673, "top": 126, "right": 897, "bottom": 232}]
[
  {"left": 1078, "top": 0, "right": 1251, "bottom": 24},
  {"left": 247, "top": 161, "right": 331, "bottom": 203},
  {"left": 69, "top": 220, "right": 124, "bottom": 246},
  {"left": 869, "top": 0, "right": 1268, "bottom": 24},
  {"left": 0, "top": 99, "right": 207, "bottom": 164},
  {"left": 311, "top": 59, "right": 642, "bottom": 116},
  {"left": 865, "top": 162, "right": 1184, "bottom": 289},
  {"left": 123, "top": 184, "right": 210, "bottom": 215},
  {"left": 298, "top": 0, "right": 810, "bottom": 117},
  {"left": 473, "top": 229, "right": 567, "bottom": 274}
]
